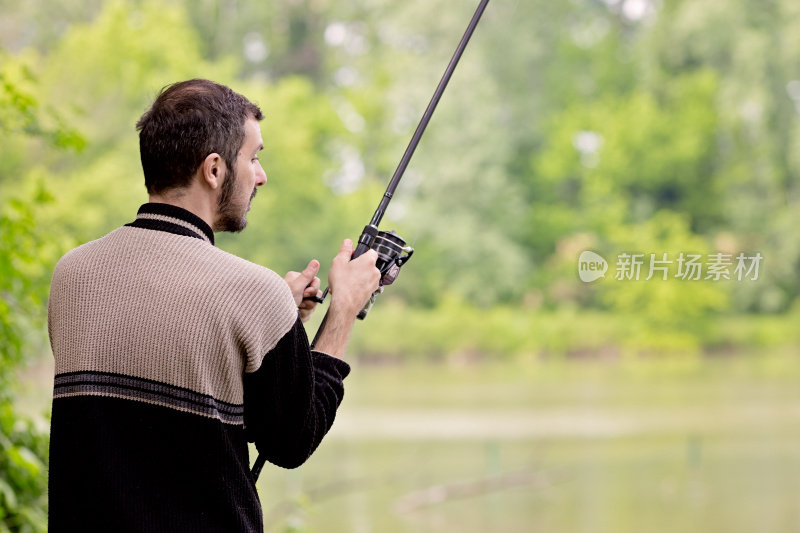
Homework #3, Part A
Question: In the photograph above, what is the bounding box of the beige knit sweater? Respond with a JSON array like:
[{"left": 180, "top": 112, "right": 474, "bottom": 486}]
[
  {"left": 48, "top": 216, "right": 298, "bottom": 421},
  {"left": 47, "top": 203, "right": 351, "bottom": 532}
]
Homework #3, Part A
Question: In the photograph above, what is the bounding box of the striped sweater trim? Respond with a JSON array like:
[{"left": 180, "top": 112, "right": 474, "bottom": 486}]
[
  {"left": 125, "top": 203, "right": 215, "bottom": 244},
  {"left": 125, "top": 217, "right": 206, "bottom": 241},
  {"left": 53, "top": 371, "right": 244, "bottom": 425}
]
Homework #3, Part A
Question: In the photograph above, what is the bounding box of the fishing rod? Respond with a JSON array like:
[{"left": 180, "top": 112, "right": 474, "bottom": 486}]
[
  {"left": 312, "top": 0, "right": 491, "bottom": 333},
  {"left": 251, "top": 0, "right": 490, "bottom": 481}
]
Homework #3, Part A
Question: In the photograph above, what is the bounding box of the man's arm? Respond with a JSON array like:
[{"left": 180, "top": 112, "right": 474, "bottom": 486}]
[
  {"left": 244, "top": 239, "right": 378, "bottom": 469},
  {"left": 243, "top": 316, "right": 350, "bottom": 469}
]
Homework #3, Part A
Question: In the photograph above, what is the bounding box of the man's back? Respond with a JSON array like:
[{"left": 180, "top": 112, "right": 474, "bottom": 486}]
[{"left": 48, "top": 205, "right": 299, "bottom": 532}]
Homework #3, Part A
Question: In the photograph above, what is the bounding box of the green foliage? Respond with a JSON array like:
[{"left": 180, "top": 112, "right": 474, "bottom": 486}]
[
  {"left": 0, "top": 404, "right": 49, "bottom": 533},
  {"left": 4, "top": 0, "right": 797, "bottom": 317},
  {"left": 0, "top": 50, "right": 82, "bottom": 533},
  {"left": 599, "top": 211, "right": 728, "bottom": 353},
  {"left": 636, "top": 0, "right": 800, "bottom": 311},
  {"left": 0, "top": 69, "right": 83, "bottom": 150},
  {"left": 345, "top": 299, "right": 800, "bottom": 362},
  {"left": 0, "top": 192, "right": 56, "bottom": 533},
  {"left": 1, "top": 195, "right": 51, "bottom": 373},
  {"left": 529, "top": 69, "right": 721, "bottom": 252}
]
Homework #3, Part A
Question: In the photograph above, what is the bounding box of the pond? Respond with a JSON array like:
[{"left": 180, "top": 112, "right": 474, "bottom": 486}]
[
  {"left": 255, "top": 356, "right": 800, "bottom": 532},
  {"left": 18, "top": 353, "right": 800, "bottom": 532}
]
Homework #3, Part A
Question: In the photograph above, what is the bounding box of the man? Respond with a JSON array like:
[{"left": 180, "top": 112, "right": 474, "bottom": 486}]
[{"left": 47, "top": 78, "right": 380, "bottom": 532}]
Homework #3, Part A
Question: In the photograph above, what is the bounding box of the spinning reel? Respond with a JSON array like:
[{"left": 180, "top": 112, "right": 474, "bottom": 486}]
[{"left": 357, "top": 229, "right": 414, "bottom": 319}]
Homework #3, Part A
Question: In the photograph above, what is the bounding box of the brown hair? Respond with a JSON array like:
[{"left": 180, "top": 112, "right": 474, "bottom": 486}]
[{"left": 136, "top": 79, "right": 263, "bottom": 194}]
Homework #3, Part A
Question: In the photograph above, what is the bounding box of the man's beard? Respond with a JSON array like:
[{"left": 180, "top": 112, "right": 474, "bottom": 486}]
[{"left": 215, "top": 166, "right": 256, "bottom": 233}]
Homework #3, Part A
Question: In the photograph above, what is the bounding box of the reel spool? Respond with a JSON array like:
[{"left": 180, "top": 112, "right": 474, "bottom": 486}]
[{"left": 358, "top": 230, "right": 414, "bottom": 319}]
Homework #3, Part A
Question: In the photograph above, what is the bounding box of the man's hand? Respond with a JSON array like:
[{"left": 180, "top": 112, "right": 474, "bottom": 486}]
[
  {"left": 328, "top": 239, "right": 381, "bottom": 318},
  {"left": 311, "top": 239, "right": 380, "bottom": 358},
  {"left": 284, "top": 259, "right": 322, "bottom": 323}
]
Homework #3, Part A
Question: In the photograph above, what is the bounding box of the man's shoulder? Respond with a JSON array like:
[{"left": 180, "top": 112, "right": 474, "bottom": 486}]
[
  {"left": 52, "top": 228, "right": 124, "bottom": 275},
  {"left": 205, "top": 246, "right": 285, "bottom": 286},
  {"left": 52, "top": 225, "right": 294, "bottom": 308},
  {"left": 184, "top": 243, "right": 294, "bottom": 313},
  {"left": 203, "top": 247, "right": 298, "bottom": 340}
]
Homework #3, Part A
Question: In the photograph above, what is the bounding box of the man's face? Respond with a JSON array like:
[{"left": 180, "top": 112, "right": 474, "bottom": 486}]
[{"left": 215, "top": 117, "right": 267, "bottom": 232}]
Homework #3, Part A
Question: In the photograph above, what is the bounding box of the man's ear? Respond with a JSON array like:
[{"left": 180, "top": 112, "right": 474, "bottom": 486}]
[{"left": 201, "top": 153, "right": 225, "bottom": 190}]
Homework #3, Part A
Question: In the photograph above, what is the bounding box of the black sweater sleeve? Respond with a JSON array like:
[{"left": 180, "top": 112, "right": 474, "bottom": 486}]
[{"left": 242, "top": 315, "right": 351, "bottom": 469}]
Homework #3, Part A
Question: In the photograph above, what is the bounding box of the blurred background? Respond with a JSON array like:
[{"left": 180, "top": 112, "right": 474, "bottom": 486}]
[{"left": 2, "top": 0, "right": 800, "bottom": 531}]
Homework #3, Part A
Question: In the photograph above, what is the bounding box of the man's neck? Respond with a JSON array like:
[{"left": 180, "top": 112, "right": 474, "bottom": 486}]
[{"left": 148, "top": 189, "right": 216, "bottom": 232}]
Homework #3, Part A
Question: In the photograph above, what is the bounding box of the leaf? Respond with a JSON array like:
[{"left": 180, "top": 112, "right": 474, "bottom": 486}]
[
  {"left": 0, "top": 478, "right": 18, "bottom": 512},
  {"left": 7, "top": 446, "right": 43, "bottom": 479}
]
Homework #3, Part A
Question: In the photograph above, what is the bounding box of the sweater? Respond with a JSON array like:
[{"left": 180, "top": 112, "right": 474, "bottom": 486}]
[{"left": 47, "top": 202, "right": 350, "bottom": 532}]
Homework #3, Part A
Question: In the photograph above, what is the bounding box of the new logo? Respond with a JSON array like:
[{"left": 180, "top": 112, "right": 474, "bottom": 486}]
[{"left": 578, "top": 251, "right": 608, "bottom": 283}]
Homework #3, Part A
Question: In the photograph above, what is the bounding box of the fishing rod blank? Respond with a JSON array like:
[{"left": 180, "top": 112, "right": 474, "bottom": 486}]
[
  {"left": 359, "top": 0, "right": 491, "bottom": 251},
  {"left": 253, "top": 0, "right": 490, "bottom": 482}
]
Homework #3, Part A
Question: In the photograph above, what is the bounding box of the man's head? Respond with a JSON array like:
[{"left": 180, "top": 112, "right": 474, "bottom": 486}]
[{"left": 136, "top": 79, "right": 266, "bottom": 232}]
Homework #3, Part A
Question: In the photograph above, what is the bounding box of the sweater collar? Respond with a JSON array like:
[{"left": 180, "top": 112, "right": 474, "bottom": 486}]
[{"left": 131, "top": 203, "right": 215, "bottom": 245}]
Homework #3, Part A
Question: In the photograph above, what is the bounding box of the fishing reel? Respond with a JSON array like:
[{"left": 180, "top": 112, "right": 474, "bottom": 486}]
[
  {"left": 303, "top": 228, "right": 413, "bottom": 318},
  {"left": 358, "top": 229, "right": 414, "bottom": 319}
]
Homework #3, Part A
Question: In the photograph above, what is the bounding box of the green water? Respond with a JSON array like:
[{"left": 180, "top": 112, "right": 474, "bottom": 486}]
[
  {"left": 19, "top": 354, "right": 800, "bottom": 532},
  {"left": 255, "top": 357, "right": 800, "bottom": 532}
]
